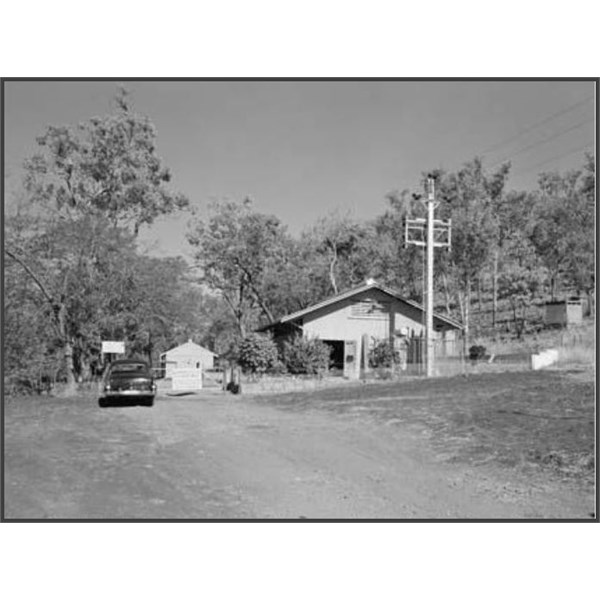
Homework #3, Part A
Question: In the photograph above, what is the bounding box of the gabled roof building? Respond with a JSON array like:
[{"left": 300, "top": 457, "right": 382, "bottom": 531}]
[
  {"left": 259, "top": 281, "right": 462, "bottom": 377},
  {"left": 159, "top": 339, "right": 218, "bottom": 377}
]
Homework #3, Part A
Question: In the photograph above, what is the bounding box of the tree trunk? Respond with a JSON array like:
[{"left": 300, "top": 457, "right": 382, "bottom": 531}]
[
  {"left": 55, "top": 303, "right": 77, "bottom": 387},
  {"left": 442, "top": 273, "right": 451, "bottom": 315},
  {"left": 222, "top": 291, "right": 246, "bottom": 339},
  {"left": 251, "top": 285, "right": 275, "bottom": 324},
  {"left": 512, "top": 301, "right": 526, "bottom": 339},
  {"left": 477, "top": 276, "right": 483, "bottom": 314},
  {"left": 238, "top": 264, "right": 276, "bottom": 325},
  {"left": 63, "top": 339, "right": 77, "bottom": 389},
  {"left": 80, "top": 356, "right": 92, "bottom": 383},
  {"left": 147, "top": 333, "right": 154, "bottom": 365},
  {"left": 329, "top": 246, "right": 338, "bottom": 294},
  {"left": 492, "top": 251, "right": 498, "bottom": 328},
  {"left": 457, "top": 289, "right": 465, "bottom": 328},
  {"left": 462, "top": 280, "right": 471, "bottom": 357},
  {"left": 586, "top": 288, "right": 594, "bottom": 317}
]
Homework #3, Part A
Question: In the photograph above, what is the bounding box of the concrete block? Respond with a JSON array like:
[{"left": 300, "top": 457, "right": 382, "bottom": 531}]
[{"left": 530, "top": 348, "right": 559, "bottom": 370}]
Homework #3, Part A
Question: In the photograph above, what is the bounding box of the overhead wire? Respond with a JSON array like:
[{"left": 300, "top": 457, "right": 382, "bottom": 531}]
[
  {"left": 473, "top": 92, "right": 595, "bottom": 181},
  {"left": 439, "top": 93, "right": 594, "bottom": 181},
  {"left": 510, "top": 142, "right": 594, "bottom": 177},
  {"left": 487, "top": 117, "right": 594, "bottom": 168},
  {"left": 479, "top": 94, "right": 594, "bottom": 156}
]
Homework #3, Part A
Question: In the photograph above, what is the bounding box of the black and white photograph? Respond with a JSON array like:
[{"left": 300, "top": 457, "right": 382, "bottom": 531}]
[{"left": 3, "top": 78, "right": 596, "bottom": 522}]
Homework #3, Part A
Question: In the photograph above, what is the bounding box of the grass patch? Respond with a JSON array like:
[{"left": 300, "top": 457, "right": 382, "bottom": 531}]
[
  {"left": 556, "top": 345, "right": 595, "bottom": 367},
  {"left": 251, "top": 370, "right": 595, "bottom": 486},
  {"left": 479, "top": 320, "right": 594, "bottom": 354}
]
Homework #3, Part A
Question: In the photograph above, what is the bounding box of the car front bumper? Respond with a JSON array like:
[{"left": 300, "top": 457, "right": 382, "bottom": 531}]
[{"left": 102, "top": 389, "right": 155, "bottom": 398}]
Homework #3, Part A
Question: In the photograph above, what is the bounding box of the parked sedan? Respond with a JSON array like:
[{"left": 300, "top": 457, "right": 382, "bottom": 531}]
[{"left": 99, "top": 359, "right": 157, "bottom": 407}]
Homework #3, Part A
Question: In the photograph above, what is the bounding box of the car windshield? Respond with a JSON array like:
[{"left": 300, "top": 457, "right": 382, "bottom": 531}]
[{"left": 110, "top": 363, "right": 149, "bottom": 374}]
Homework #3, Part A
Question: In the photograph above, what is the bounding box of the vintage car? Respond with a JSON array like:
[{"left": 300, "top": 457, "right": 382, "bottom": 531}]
[{"left": 99, "top": 359, "right": 157, "bottom": 407}]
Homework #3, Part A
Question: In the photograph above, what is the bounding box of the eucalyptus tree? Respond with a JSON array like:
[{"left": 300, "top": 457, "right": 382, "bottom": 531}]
[
  {"left": 5, "top": 90, "right": 189, "bottom": 389},
  {"left": 187, "top": 198, "right": 289, "bottom": 337},
  {"left": 530, "top": 155, "right": 595, "bottom": 304},
  {"left": 432, "top": 158, "right": 510, "bottom": 349},
  {"left": 23, "top": 88, "right": 188, "bottom": 235}
]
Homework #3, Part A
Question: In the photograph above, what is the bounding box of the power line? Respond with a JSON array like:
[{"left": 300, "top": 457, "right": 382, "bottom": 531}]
[
  {"left": 479, "top": 94, "right": 594, "bottom": 156},
  {"left": 488, "top": 117, "right": 594, "bottom": 168},
  {"left": 510, "top": 142, "right": 593, "bottom": 178}
]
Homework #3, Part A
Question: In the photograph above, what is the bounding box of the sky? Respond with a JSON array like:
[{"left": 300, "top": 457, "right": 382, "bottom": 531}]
[{"left": 4, "top": 80, "right": 595, "bottom": 258}]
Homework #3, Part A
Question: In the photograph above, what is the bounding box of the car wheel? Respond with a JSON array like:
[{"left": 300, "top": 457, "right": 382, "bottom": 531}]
[
  {"left": 98, "top": 398, "right": 107, "bottom": 408},
  {"left": 145, "top": 397, "right": 155, "bottom": 407}
]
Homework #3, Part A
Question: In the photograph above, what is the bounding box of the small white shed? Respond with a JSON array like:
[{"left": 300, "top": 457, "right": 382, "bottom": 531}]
[{"left": 160, "top": 339, "right": 217, "bottom": 378}]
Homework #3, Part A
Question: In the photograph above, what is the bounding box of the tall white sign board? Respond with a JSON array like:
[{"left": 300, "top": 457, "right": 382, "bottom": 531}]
[{"left": 101, "top": 341, "right": 125, "bottom": 354}]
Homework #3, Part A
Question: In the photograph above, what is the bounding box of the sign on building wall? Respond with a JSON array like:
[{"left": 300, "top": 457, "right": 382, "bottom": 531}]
[
  {"left": 172, "top": 367, "right": 203, "bottom": 391},
  {"left": 350, "top": 300, "right": 390, "bottom": 318},
  {"left": 101, "top": 341, "right": 125, "bottom": 354}
]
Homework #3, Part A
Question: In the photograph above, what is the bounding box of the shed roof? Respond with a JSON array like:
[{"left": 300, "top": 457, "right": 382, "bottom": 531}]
[
  {"left": 160, "top": 339, "right": 217, "bottom": 358},
  {"left": 259, "top": 282, "right": 463, "bottom": 331}
]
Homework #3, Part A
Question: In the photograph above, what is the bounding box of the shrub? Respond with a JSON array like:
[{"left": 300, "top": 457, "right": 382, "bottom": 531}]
[
  {"left": 469, "top": 344, "right": 487, "bottom": 361},
  {"left": 281, "top": 335, "right": 331, "bottom": 375},
  {"left": 237, "top": 334, "right": 279, "bottom": 375},
  {"left": 368, "top": 339, "right": 399, "bottom": 368}
]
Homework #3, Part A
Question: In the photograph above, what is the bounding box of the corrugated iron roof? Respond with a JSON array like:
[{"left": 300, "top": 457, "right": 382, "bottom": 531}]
[{"left": 259, "top": 281, "right": 463, "bottom": 331}]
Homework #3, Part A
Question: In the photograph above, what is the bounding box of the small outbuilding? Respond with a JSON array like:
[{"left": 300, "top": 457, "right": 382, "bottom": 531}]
[
  {"left": 545, "top": 298, "right": 584, "bottom": 327},
  {"left": 159, "top": 339, "right": 218, "bottom": 378},
  {"left": 259, "top": 281, "right": 462, "bottom": 377}
]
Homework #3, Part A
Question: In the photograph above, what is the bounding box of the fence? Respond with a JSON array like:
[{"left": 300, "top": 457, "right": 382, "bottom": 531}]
[{"left": 365, "top": 334, "right": 538, "bottom": 379}]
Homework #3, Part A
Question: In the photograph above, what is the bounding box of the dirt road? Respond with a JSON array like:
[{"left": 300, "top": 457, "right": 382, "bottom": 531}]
[{"left": 4, "top": 390, "right": 593, "bottom": 519}]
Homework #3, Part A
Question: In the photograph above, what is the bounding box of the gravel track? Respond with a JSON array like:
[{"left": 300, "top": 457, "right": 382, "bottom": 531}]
[{"left": 4, "top": 390, "right": 593, "bottom": 519}]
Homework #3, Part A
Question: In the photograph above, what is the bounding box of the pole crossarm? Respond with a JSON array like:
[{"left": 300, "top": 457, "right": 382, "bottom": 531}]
[{"left": 404, "top": 218, "right": 452, "bottom": 248}]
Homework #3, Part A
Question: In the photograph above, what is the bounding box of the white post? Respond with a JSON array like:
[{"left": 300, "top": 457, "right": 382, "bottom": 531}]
[{"left": 426, "top": 177, "right": 435, "bottom": 377}]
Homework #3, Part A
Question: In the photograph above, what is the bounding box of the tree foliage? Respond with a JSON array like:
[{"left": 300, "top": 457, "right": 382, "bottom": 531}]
[
  {"left": 497, "top": 232, "right": 547, "bottom": 337},
  {"left": 530, "top": 159, "right": 595, "bottom": 300},
  {"left": 370, "top": 190, "right": 425, "bottom": 299},
  {"left": 187, "top": 198, "right": 288, "bottom": 335},
  {"left": 5, "top": 91, "right": 192, "bottom": 390},
  {"left": 307, "top": 211, "right": 372, "bottom": 294},
  {"left": 431, "top": 159, "right": 511, "bottom": 344},
  {"left": 23, "top": 88, "right": 188, "bottom": 235}
]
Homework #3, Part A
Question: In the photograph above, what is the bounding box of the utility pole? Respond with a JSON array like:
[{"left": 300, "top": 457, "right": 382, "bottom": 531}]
[
  {"left": 425, "top": 177, "right": 435, "bottom": 377},
  {"left": 405, "top": 176, "right": 451, "bottom": 377}
]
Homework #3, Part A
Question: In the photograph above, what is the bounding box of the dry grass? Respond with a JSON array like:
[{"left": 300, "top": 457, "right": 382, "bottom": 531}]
[
  {"left": 469, "top": 319, "right": 595, "bottom": 373},
  {"left": 251, "top": 369, "right": 595, "bottom": 487},
  {"left": 554, "top": 324, "right": 595, "bottom": 368},
  {"left": 556, "top": 345, "right": 595, "bottom": 368},
  {"left": 479, "top": 320, "right": 594, "bottom": 354}
]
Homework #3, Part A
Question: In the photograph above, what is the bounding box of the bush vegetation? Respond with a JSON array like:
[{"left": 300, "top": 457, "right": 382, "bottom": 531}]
[
  {"left": 237, "top": 334, "right": 280, "bottom": 375},
  {"left": 468, "top": 345, "right": 488, "bottom": 361},
  {"left": 368, "top": 339, "right": 399, "bottom": 368},
  {"left": 281, "top": 335, "right": 332, "bottom": 375}
]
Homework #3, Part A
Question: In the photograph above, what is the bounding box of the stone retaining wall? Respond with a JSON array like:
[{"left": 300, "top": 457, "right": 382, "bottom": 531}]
[{"left": 241, "top": 376, "right": 360, "bottom": 395}]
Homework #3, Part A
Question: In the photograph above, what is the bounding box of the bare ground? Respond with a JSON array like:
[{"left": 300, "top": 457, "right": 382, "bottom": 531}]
[{"left": 4, "top": 368, "right": 595, "bottom": 520}]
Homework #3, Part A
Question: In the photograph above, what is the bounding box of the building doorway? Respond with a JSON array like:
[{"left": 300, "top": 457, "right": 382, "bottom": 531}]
[{"left": 322, "top": 339, "right": 344, "bottom": 372}]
